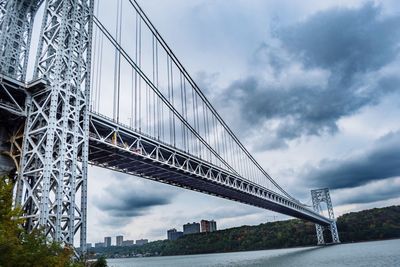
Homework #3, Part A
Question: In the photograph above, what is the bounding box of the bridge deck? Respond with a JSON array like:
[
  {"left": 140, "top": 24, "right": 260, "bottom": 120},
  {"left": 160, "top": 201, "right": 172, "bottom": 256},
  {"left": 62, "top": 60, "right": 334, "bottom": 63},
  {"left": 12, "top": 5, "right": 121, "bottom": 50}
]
[
  {"left": 0, "top": 74, "right": 332, "bottom": 227},
  {"left": 88, "top": 113, "right": 331, "bottom": 226}
]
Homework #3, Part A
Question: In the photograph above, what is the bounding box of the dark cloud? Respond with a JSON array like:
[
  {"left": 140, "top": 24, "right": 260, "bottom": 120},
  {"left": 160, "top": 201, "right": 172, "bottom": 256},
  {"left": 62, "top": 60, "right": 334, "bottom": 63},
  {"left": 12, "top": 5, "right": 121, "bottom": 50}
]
[
  {"left": 97, "top": 193, "right": 171, "bottom": 217},
  {"left": 280, "top": 3, "right": 400, "bottom": 74},
  {"left": 305, "top": 131, "right": 400, "bottom": 190},
  {"left": 218, "top": 3, "right": 400, "bottom": 149},
  {"left": 94, "top": 179, "right": 177, "bottom": 223},
  {"left": 335, "top": 178, "right": 400, "bottom": 205}
]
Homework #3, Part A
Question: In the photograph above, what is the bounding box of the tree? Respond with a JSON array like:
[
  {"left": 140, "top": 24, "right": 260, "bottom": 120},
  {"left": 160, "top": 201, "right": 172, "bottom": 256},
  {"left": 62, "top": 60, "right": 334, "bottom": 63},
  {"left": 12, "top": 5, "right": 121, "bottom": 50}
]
[{"left": 0, "top": 175, "right": 82, "bottom": 267}]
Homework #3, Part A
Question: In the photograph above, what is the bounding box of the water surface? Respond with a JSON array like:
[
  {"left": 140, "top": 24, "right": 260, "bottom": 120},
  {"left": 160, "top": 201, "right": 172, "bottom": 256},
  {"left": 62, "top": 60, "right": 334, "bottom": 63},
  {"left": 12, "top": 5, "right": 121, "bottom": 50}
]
[{"left": 107, "top": 239, "right": 400, "bottom": 267}]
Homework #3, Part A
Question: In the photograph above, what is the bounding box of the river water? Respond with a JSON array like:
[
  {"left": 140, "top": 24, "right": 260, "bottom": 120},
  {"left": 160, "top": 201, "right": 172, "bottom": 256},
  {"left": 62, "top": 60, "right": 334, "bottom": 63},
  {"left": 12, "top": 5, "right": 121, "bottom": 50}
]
[{"left": 107, "top": 239, "right": 400, "bottom": 267}]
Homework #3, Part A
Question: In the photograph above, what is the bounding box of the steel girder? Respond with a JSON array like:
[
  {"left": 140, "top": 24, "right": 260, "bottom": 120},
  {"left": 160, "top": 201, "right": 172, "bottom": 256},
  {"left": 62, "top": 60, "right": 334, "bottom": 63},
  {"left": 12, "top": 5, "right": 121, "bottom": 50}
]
[
  {"left": 311, "top": 188, "right": 340, "bottom": 245},
  {"left": 0, "top": 74, "right": 28, "bottom": 116},
  {"left": 0, "top": 0, "right": 42, "bottom": 80},
  {"left": 89, "top": 113, "right": 332, "bottom": 226},
  {"left": 15, "top": 0, "right": 94, "bottom": 250}
]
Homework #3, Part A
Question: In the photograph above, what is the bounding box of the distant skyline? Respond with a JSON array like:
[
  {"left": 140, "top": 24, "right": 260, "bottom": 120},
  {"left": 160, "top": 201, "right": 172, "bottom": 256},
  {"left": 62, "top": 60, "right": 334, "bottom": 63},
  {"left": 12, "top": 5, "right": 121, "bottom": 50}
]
[{"left": 86, "top": 0, "right": 400, "bottom": 244}]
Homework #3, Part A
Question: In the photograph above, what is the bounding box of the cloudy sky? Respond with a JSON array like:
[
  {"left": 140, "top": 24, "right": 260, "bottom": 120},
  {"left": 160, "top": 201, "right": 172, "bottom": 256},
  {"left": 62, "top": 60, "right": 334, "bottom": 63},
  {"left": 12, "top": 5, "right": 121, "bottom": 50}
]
[{"left": 86, "top": 0, "right": 400, "bottom": 245}]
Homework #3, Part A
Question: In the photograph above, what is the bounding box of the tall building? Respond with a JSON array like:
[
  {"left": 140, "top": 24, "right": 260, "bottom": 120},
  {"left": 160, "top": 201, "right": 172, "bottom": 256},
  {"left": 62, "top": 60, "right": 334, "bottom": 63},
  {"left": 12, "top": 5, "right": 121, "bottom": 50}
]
[
  {"left": 95, "top": 242, "right": 104, "bottom": 248},
  {"left": 122, "top": 240, "right": 134, "bottom": 247},
  {"left": 201, "top": 220, "right": 217, "bottom": 232},
  {"left": 116, "top": 235, "right": 123, "bottom": 246},
  {"left": 201, "top": 220, "right": 209, "bottom": 232},
  {"left": 210, "top": 220, "right": 217, "bottom": 232},
  {"left": 104, "top": 236, "right": 112, "bottom": 247},
  {"left": 136, "top": 239, "right": 148, "bottom": 246},
  {"left": 167, "top": 228, "right": 183, "bottom": 241},
  {"left": 183, "top": 222, "right": 200, "bottom": 235}
]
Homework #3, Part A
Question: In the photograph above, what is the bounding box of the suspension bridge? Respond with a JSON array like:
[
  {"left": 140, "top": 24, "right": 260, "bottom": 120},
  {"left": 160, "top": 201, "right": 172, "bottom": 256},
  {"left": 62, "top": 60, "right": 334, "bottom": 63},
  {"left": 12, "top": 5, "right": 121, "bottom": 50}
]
[{"left": 0, "top": 0, "right": 340, "bottom": 252}]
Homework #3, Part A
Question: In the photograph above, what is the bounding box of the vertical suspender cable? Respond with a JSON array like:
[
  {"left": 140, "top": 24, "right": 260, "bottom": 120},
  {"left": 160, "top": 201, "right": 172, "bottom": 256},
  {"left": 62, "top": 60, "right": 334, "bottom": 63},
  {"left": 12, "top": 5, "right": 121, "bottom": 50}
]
[
  {"left": 131, "top": 67, "right": 134, "bottom": 128},
  {"left": 156, "top": 40, "right": 160, "bottom": 140},
  {"left": 202, "top": 101, "right": 207, "bottom": 160},
  {"left": 153, "top": 78, "right": 156, "bottom": 137},
  {"left": 97, "top": 35, "right": 103, "bottom": 112},
  {"left": 213, "top": 116, "right": 218, "bottom": 165},
  {"left": 170, "top": 60, "right": 176, "bottom": 147},
  {"left": 180, "top": 72, "right": 185, "bottom": 150},
  {"left": 134, "top": 12, "right": 138, "bottom": 130},
  {"left": 222, "top": 130, "right": 227, "bottom": 167},
  {"left": 148, "top": 82, "right": 151, "bottom": 135},
  {"left": 152, "top": 36, "right": 156, "bottom": 137},
  {"left": 195, "top": 94, "right": 200, "bottom": 157},
  {"left": 208, "top": 107, "right": 212, "bottom": 162},
  {"left": 113, "top": 0, "right": 121, "bottom": 121},
  {"left": 93, "top": 30, "right": 98, "bottom": 111},
  {"left": 91, "top": 8, "right": 98, "bottom": 112},
  {"left": 183, "top": 78, "right": 188, "bottom": 152},
  {"left": 183, "top": 77, "right": 188, "bottom": 152},
  {"left": 117, "top": 0, "right": 123, "bottom": 123},
  {"left": 167, "top": 56, "right": 171, "bottom": 144},
  {"left": 191, "top": 86, "right": 197, "bottom": 154},
  {"left": 138, "top": 14, "right": 142, "bottom": 132}
]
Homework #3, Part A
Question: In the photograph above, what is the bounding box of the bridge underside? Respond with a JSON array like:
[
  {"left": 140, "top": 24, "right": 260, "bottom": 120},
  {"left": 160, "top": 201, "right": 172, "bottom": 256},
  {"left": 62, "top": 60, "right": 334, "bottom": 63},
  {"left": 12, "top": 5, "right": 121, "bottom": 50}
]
[
  {"left": 0, "top": 75, "right": 44, "bottom": 176},
  {"left": 88, "top": 114, "right": 331, "bottom": 226},
  {"left": 0, "top": 75, "right": 331, "bottom": 229}
]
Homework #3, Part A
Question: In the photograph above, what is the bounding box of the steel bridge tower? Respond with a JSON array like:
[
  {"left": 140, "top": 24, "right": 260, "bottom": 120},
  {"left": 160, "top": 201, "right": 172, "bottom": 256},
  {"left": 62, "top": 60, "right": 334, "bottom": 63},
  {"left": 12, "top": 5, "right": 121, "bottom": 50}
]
[
  {"left": 0, "top": 0, "right": 93, "bottom": 250},
  {"left": 311, "top": 188, "right": 340, "bottom": 245}
]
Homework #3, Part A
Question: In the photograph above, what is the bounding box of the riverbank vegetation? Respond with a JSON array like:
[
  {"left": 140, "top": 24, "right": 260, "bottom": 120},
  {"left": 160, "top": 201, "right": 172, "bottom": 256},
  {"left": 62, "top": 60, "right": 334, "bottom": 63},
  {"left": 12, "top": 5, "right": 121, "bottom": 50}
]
[{"left": 90, "top": 205, "right": 400, "bottom": 258}]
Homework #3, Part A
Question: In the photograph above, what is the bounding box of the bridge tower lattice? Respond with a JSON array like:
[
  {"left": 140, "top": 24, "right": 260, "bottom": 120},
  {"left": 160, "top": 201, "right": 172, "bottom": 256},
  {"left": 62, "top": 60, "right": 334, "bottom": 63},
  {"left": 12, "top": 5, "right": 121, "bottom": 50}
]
[
  {"left": 0, "top": 0, "right": 93, "bottom": 251},
  {"left": 311, "top": 188, "right": 340, "bottom": 245}
]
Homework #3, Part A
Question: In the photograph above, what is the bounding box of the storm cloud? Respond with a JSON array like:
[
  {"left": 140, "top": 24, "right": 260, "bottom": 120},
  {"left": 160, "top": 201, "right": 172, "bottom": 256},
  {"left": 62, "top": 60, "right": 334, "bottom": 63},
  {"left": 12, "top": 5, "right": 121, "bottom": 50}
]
[
  {"left": 219, "top": 3, "right": 400, "bottom": 149},
  {"left": 335, "top": 177, "right": 400, "bottom": 205},
  {"left": 305, "top": 131, "right": 400, "bottom": 190},
  {"left": 94, "top": 179, "right": 177, "bottom": 220}
]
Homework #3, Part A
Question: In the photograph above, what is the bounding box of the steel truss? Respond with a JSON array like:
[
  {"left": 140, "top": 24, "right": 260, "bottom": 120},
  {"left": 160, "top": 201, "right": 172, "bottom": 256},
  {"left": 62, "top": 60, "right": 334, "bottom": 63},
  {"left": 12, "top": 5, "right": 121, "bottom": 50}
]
[
  {"left": 15, "top": 0, "right": 94, "bottom": 251},
  {"left": 0, "top": 0, "right": 42, "bottom": 80},
  {"left": 311, "top": 188, "right": 340, "bottom": 245},
  {"left": 89, "top": 113, "right": 332, "bottom": 226},
  {"left": 0, "top": 74, "right": 28, "bottom": 116}
]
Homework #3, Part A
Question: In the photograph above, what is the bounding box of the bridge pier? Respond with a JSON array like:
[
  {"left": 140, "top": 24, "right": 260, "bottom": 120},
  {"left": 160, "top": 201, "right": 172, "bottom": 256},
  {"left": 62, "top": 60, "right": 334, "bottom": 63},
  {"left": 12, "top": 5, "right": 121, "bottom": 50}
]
[{"left": 311, "top": 188, "right": 340, "bottom": 245}]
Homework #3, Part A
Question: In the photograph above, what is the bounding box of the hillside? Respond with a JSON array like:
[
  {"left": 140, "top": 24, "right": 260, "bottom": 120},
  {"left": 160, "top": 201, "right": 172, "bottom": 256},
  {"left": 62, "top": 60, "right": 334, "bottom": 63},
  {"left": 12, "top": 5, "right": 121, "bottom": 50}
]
[{"left": 90, "top": 205, "right": 400, "bottom": 258}]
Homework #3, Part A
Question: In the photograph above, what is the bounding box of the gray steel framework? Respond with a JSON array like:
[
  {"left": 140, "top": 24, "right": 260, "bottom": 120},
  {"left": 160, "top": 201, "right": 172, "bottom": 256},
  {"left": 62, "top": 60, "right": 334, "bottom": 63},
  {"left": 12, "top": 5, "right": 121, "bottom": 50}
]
[
  {"left": 0, "top": 73, "right": 28, "bottom": 116},
  {"left": 9, "top": 0, "right": 94, "bottom": 252},
  {"left": 0, "top": 0, "right": 42, "bottom": 80},
  {"left": 311, "top": 188, "right": 340, "bottom": 245}
]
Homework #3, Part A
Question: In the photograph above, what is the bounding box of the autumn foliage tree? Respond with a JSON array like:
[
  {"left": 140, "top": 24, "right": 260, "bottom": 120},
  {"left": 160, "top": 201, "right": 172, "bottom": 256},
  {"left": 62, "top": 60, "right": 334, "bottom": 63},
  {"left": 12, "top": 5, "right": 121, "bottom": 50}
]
[{"left": 0, "top": 175, "right": 82, "bottom": 267}]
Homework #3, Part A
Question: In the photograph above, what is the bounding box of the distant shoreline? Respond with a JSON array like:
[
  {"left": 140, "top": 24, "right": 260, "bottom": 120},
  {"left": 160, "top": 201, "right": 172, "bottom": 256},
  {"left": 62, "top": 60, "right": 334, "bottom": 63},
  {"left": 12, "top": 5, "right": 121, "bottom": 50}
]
[{"left": 89, "top": 206, "right": 400, "bottom": 259}]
